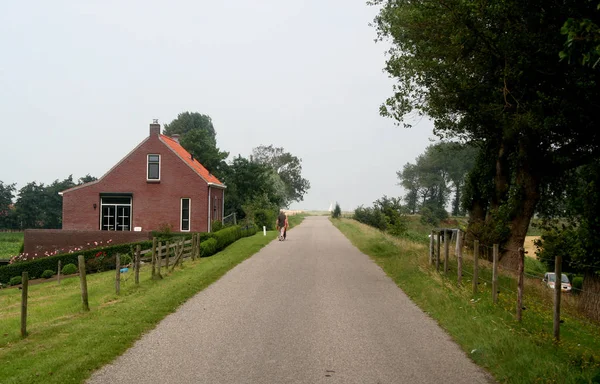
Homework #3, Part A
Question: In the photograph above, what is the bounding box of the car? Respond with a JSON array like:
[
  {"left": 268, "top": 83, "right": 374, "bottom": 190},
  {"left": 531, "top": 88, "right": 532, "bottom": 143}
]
[{"left": 543, "top": 272, "right": 572, "bottom": 293}]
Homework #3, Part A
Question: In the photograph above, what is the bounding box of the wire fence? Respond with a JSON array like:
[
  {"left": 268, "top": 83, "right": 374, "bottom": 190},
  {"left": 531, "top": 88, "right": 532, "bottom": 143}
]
[{"left": 427, "top": 228, "right": 600, "bottom": 342}]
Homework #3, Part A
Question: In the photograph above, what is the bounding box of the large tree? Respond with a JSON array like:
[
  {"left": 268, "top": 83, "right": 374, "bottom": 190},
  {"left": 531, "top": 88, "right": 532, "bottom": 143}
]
[
  {"left": 371, "top": 0, "right": 600, "bottom": 269},
  {"left": 163, "top": 112, "right": 229, "bottom": 178},
  {"left": 221, "top": 155, "right": 285, "bottom": 220},
  {"left": 397, "top": 142, "right": 475, "bottom": 218},
  {"left": 250, "top": 145, "right": 311, "bottom": 207},
  {"left": 0, "top": 181, "right": 16, "bottom": 229},
  {"left": 13, "top": 176, "right": 76, "bottom": 229}
]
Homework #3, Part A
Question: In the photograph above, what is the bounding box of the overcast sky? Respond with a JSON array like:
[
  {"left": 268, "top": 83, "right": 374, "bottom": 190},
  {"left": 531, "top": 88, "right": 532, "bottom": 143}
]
[{"left": 0, "top": 0, "right": 436, "bottom": 212}]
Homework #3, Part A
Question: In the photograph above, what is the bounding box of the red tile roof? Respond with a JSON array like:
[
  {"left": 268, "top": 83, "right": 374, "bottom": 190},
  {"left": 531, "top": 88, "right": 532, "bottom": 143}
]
[{"left": 160, "top": 135, "right": 225, "bottom": 187}]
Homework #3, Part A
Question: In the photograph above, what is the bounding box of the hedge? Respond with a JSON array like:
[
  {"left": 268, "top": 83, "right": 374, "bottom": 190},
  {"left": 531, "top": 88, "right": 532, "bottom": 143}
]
[
  {"left": 0, "top": 240, "right": 154, "bottom": 284},
  {"left": 0, "top": 225, "right": 258, "bottom": 284}
]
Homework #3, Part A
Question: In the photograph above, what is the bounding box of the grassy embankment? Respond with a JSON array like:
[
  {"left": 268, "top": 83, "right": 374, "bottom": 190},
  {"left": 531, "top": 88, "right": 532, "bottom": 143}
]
[
  {"left": 0, "top": 216, "right": 305, "bottom": 384},
  {"left": 331, "top": 217, "right": 600, "bottom": 384}
]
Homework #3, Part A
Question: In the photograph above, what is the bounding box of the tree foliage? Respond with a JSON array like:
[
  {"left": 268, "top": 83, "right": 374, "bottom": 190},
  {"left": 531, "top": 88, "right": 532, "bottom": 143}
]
[
  {"left": 353, "top": 195, "right": 407, "bottom": 236},
  {"left": 0, "top": 181, "right": 16, "bottom": 229},
  {"left": 163, "top": 112, "right": 229, "bottom": 177},
  {"left": 371, "top": 0, "right": 600, "bottom": 269},
  {"left": 251, "top": 145, "right": 311, "bottom": 207},
  {"left": 397, "top": 142, "right": 476, "bottom": 218},
  {"left": 221, "top": 155, "right": 285, "bottom": 223},
  {"left": 559, "top": 4, "right": 600, "bottom": 68}
]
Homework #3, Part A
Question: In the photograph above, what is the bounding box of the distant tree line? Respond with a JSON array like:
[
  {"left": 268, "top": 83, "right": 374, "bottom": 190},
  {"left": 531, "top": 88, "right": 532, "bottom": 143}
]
[{"left": 0, "top": 175, "right": 96, "bottom": 230}]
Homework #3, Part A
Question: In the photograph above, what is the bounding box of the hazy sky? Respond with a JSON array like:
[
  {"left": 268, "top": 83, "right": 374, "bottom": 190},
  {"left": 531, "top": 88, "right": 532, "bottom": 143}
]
[{"left": 0, "top": 0, "right": 436, "bottom": 211}]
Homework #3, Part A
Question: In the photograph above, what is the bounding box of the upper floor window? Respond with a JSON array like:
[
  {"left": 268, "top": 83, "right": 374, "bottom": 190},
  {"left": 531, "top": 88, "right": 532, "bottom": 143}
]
[{"left": 147, "top": 154, "right": 160, "bottom": 181}]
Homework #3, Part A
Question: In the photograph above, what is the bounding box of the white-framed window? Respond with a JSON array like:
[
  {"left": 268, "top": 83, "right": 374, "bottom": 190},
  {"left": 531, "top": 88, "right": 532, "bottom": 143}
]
[
  {"left": 147, "top": 154, "right": 161, "bottom": 181},
  {"left": 101, "top": 196, "right": 132, "bottom": 231},
  {"left": 181, "top": 198, "right": 191, "bottom": 231}
]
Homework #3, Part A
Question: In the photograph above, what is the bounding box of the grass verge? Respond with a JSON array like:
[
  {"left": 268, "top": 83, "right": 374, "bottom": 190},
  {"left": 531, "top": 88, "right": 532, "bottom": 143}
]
[
  {"left": 331, "top": 218, "right": 600, "bottom": 384},
  {"left": 0, "top": 231, "right": 280, "bottom": 384},
  {"left": 0, "top": 232, "right": 23, "bottom": 259}
]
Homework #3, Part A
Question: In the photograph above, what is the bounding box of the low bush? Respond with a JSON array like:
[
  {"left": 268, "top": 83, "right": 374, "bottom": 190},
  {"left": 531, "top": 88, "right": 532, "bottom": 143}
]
[
  {"left": 9, "top": 276, "right": 21, "bottom": 286},
  {"left": 120, "top": 253, "right": 133, "bottom": 265},
  {"left": 211, "top": 220, "right": 224, "bottom": 232},
  {"left": 41, "top": 269, "right": 54, "bottom": 279},
  {"left": 200, "top": 238, "right": 218, "bottom": 257},
  {"left": 61, "top": 263, "right": 77, "bottom": 275},
  {"left": 332, "top": 202, "right": 342, "bottom": 219},
  {"left": 572, "top": 276, "right": 584, "bottom": 292}
]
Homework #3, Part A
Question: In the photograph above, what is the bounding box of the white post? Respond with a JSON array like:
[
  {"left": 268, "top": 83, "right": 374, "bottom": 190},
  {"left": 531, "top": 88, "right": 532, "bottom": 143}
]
[{"left": 263, "top": 226, "right": 266, "bottom": 236}]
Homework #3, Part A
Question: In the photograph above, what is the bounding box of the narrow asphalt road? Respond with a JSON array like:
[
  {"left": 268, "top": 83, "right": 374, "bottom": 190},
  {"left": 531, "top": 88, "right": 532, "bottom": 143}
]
[{"left": 87, "top": 216, "right": 495, "bottom": 384}]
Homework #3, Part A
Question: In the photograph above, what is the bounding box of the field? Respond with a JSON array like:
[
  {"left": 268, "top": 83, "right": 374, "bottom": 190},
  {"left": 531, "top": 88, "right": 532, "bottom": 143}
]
[{"left": 0, "top": 232, "right": 23, "bottom": 260}]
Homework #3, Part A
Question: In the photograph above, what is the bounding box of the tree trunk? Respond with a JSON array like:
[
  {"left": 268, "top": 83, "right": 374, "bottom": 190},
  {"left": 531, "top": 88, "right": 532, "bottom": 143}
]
[
  {"left": 580, "top": 271, "right": 600, "bottom": 323},
  {"left": 452, "top": 181, "right": 462, "bottom": 216},
  {"left": 465, "top": 199, "right": 486, "bottom": 246},
  {"left": 499, "top": 155, "right": 541, "bottom": 270},
  {"left": 491, "top": 142, "right": 511, "bottom": 211}
]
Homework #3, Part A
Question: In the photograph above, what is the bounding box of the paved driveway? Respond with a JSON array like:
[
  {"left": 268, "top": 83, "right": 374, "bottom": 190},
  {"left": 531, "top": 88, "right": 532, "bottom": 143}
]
[{"left": 87, "top": 216, "right": 495, "bottom": 384}]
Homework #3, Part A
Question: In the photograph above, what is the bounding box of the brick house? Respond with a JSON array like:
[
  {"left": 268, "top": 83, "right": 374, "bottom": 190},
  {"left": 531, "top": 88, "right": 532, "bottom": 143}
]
[{"left": 60, "top": 121, "right": 226, "bottom": 234}]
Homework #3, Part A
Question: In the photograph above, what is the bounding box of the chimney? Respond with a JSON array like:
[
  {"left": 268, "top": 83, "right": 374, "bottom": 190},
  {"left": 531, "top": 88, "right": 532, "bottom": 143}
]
[
  {"left": 171, "top": 134, "right": 180, "bottom": 143},
  {"left": 149, "top": 119, "right": 160, "bottom": 136}
]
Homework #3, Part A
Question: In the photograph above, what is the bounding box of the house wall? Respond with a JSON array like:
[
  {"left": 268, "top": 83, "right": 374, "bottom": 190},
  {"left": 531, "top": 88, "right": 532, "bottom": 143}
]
[{"left": 62, "top": 131, "right": 213, "bottom": 233}]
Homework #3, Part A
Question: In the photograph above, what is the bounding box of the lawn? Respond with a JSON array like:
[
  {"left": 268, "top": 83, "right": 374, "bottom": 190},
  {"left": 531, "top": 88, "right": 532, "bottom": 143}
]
[
  {"left": 331, "top": 218, "right": 600, "bottom": 384},
  {"left": 0, "top": 229, "right": 286, "bottom": 384},
  {"left": 0, "top": 232, "right": 23, "bottom": 260}
]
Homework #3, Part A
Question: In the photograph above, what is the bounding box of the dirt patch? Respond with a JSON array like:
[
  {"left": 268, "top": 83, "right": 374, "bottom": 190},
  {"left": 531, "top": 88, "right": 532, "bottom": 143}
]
[{"left": 524, "top": 236, "right": 541, "bottom": 258}]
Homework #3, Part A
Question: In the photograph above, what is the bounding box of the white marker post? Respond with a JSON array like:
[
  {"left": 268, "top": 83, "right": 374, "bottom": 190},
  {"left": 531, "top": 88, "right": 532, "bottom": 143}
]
[{"left": 263, "top": 226, "right": 266, "bottom": 236}]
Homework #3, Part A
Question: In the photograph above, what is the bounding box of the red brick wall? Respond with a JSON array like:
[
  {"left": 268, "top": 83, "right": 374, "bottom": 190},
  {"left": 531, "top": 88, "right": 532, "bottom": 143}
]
[
  {"left": 62, "top": 132, "right": 224, "bottom": 233},
  {"left": 23, "top": 229, "right": 152, "bottom": 257}
]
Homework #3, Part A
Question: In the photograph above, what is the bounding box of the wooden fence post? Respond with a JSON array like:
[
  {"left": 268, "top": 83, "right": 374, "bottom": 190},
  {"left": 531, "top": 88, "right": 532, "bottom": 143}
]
[
  {"left": 165, "top": 241, "right": 170, "bottom": 270},
  {"left": 444, "top": 230, "right": 450, "bottom": 275},
  {"left": 57, "top": 260, "right": 61, "bottom": 285},
  {"left": 455, "top": 229, "right": 460, "bottom": 257},
  {"left": 78, "top": 255, "right": 89, "bottom": 311},
  {"left": 21, "top": 271, "right": 28, "bottom": 338},
  {"left": 516, "top": 247, "right": 525, "bottom": 322},
  {"left": 457, "top": 230, "right": 463, "bottom": 286},
  {"left": 436, "top": 231, "right": 441, "bottom": 272},
  {"left": 429, "top": 230, "right": 434, "bottom": 265},
  {"left": 492, "top": 244, "right": 499, "bottom": 304},
  {"left": 473, "top": 240, "right": 479, "bottom": 295},
  {"left": 156, "top": 241, "right": 163, "bottom": 279},
  {"left": 115, "top": 253, "right": 121, "bottom": 295},
  {"left": 191, "top": 234, "right": 196, "bottom": 261},
  {"left": 151, "top": 238, "right": 157, "bottom": 278},
  {"left": 135, "top": 245, "right": 141, "bottom": 285},
  {"left": 554, "top": 255, "right": 562, "bottom": 341}
]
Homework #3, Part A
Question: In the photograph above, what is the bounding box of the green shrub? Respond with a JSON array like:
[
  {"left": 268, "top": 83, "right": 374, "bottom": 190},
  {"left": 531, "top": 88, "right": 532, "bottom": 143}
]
[
  {"left": 120, "top": 253, "right": 133, "bottom": 265},
  {"left": 332, "top": 202, "right": 342, "bottom": 219},
  {"left": 211, "top": 220, "right": 224, "bottom": 232},
  {"left": 572, "top": 276, "right": 584, "bottom": 292},
  {"left": 62, "top": 263, "right": 78, "bottom": 275},
  {"left": 9, "top": 276, "right": 22, "bottom": 286},
  {"left": 200, "top": 238, "right": 218, "bottom": 257},
  {"left": 354, "top": 205, "right": 387, "bottom": 231},
  {"left": 41, "top": 269, "right": 55, "bottom": 279}
]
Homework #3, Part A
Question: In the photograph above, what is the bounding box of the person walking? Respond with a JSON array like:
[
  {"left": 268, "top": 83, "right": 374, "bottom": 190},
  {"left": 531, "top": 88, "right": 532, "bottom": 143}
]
[{"left": 276, "top": 210, "right": 288, "bottom": 241}]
